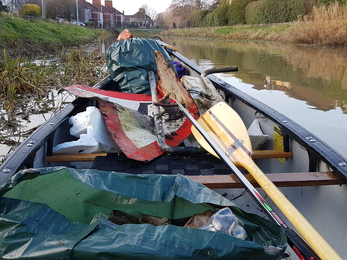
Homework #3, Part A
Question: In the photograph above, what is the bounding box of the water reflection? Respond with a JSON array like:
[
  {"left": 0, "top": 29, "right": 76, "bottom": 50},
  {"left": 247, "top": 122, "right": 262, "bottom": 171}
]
[
  {"left": 161, "top": 37, "right": 347, "bottom": 157},
  {"left": 162, "top": 37, "right": 347, "bottom": 113},
  {"left": 0, "top": 90, "right": 75, "bottom": 162},
  {"left": 95, "top": 36, "right": 117, "bottom": 54}
]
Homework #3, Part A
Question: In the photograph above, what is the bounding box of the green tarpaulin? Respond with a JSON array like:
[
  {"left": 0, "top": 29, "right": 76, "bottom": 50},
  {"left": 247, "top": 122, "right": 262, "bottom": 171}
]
[
  {"left": 106, "top": 37, "right": 175, "bottom": 94},
  {"left": 0, "top": 167, "right": 286, "bottom": 259}
]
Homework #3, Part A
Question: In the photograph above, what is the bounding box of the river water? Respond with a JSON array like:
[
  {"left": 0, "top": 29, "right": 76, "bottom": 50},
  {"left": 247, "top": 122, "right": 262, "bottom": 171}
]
[{"left": 160, "top": 37, "right": 347, "bottom": 159}]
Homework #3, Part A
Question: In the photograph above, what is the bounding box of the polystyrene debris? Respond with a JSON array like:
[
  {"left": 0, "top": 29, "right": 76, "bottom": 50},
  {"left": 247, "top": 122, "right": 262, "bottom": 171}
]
[{"left": 53, "top": 107, "right": 120, "bottom": 154}]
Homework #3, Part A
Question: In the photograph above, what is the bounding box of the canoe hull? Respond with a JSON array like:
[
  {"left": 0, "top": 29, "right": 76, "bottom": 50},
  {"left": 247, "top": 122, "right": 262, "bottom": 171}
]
[{"left": 0, "top": 40, "right": 346, "bottom": 259}]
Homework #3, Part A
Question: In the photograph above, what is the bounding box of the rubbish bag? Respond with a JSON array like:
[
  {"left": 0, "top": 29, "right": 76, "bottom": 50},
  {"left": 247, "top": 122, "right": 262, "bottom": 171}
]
[
  {"left": 106, "top": 37, "right": 175, "bottom": 94},
  {"left": 0, "top": 167, "right": 287, "bottom": 259},
  {"left": 200, "top": 207, "right": 248, "bottom": 240}
]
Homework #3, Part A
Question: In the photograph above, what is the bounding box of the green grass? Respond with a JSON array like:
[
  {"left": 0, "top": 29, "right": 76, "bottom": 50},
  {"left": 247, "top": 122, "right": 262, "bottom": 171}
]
[
  {"left": 0, "top": 12, "right": 102, "bottom": 52},
  {"left": 0, "top": 13, "right": 109, "bottom": 121}
]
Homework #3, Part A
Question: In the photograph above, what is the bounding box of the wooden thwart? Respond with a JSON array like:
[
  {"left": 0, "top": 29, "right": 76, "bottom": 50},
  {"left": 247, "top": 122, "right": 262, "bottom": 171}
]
[
  {"left": 46, "top": 150, "right": 292, "bottom": 162},
  {"left": 252, "top": 150, "right": 292, "bottom": 159},
  {"left": 188, "top": 172, "right": 345, "bottom": 188},
  {"left": 46, "top": 153, "right": 107, "bottom": 162},
  {"left": 46, "top": 153, "right": 344, "bottom": 187}
]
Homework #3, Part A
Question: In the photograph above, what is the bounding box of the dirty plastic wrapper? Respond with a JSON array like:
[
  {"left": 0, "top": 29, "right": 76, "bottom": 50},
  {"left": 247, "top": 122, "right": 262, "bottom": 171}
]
[
  {"left": 0, "top": 167, "right": 287, "bottom": 259},
  {"left": 106, "top": 37, "right": 176, "bottom": 94},
  {"left": 200, "top": 207, "right": 248, "bottom": 240}
]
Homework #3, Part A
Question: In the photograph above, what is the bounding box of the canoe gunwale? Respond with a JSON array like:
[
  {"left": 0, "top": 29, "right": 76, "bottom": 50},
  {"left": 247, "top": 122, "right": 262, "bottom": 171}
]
[{"left": 162, "top": 44, "right": 347, "bottom": 182}]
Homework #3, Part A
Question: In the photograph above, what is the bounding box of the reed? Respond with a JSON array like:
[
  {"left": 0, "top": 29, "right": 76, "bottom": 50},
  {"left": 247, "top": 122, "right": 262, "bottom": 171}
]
[
  {"left": 278, "top": 2, "right": 347, "bottom": 45},
  {"left": 0, "top": 48, "right": 108, "bottom": 122},
  {"left": 162, "top": 3, "right": 347, "bottom": 46},
  {"left": 57, "top": 48, "right": 108, "bottom": 87},
  {"left": 0, "top": 49, "right": 46, "bottom": 117}
]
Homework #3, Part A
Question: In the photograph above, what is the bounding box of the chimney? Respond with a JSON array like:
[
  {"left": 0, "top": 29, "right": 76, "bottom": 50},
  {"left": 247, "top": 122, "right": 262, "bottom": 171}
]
[
  {"left": 105, "top": 0, "right": 113, "bottom": 8},
  {"left": 92, "top": 0, "right": 101, "bottom": 10}
]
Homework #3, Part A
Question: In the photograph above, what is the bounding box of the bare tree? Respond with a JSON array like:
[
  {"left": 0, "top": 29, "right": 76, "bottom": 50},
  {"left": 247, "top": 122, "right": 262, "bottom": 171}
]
[
  {"left": 161, "top": 0, "right": 213, "bottom": 28},
  {"left": 5, "top": 0, "right": 76, "bottom": 20},
  {"left": 170, "top": 0, "right": 212, "bottom": 10},
  {"left": 0, "top": 0, "right": 9, "bottom": 12},
  {"left": 45, "top": 0, "right": 75, "bottom": 20},
  {"left": 142, "top": 4, "right": 158, "bottom": 22}
]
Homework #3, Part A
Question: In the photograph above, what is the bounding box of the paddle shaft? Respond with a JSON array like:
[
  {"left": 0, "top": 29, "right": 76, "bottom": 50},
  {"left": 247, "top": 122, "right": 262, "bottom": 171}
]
[
  {"left": 205, "top": 106, "right": 341, "bottom": 260},
  {"left": 175, "top": 101, "right": 341, "bottom": 260}
]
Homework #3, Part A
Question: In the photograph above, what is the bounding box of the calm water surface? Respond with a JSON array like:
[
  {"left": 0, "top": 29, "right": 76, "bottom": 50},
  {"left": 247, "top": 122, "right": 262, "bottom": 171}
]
[{"left": 161, "top": 37, "right": 347, "bottom": 158}]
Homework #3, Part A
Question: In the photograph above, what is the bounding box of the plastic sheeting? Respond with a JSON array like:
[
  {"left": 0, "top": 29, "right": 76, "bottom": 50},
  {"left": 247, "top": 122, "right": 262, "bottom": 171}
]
[
  {"left": 0, "top": 167, "right": 287, "bottom": 259},
  {"left": 106, "top": 37, "right": 175, "bottom": 94}
]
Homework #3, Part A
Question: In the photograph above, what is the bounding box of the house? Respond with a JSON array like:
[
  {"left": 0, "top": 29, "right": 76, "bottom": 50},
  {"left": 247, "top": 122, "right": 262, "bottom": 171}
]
[
  {"left": 77, "top": 0, "right": 92, "bottom": 25},
  {"left": 124, "top": 8, "right": 152, "bottom": 28},
  {"left": 77, "top": 1, "right": 152, "bottom": 29},
  {"left": 78, "top": 0, "right": 124, "bottom": 28},
  {"left": 104, "top": 0, "right": 124, "bottom": 28}
]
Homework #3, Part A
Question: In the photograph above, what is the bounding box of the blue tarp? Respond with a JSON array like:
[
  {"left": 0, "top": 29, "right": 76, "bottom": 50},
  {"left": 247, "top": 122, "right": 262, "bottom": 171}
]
[{"left": 0, "top": 167, "right": 287, "bottom": 259}]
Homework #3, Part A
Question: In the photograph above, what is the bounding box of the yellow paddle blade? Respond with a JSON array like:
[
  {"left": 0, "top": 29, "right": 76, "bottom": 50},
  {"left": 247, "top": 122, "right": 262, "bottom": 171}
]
[
  {"left": 192, "top": 102, "right": 343, "bottom": 260},
  {"left": 191, "top": 102, "right": 252, "bottom": 167}
]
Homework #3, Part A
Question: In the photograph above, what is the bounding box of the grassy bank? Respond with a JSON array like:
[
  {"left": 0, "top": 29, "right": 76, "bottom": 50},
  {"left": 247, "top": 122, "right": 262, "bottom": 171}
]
[
  {"left": 161, "top": 3, "right": 347, "bottom": 46},
  {"left": 0, "top": 13, "right": 110, "bottom": 124},
  {"left": 0, "top": 16, "right": 162, "bottom": 117},
  {"left": 0, "top": 12, "right": 104, "bottom": 59}
]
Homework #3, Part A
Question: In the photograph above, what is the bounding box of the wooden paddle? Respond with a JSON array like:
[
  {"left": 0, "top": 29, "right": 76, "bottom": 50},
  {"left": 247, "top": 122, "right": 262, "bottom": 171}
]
[{"left": 176, "top": 101, "right": 341, "bottom": 260}]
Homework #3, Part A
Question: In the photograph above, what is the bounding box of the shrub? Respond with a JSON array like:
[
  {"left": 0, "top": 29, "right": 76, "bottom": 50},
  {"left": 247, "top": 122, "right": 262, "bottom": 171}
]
[
  {"left": 245, "top": 0, "right": 265, "bottom": 24},
  {"left": 227, "top": 0, "right": 255, "bottom": 25},
  {"left": 205, "top": 10, "right": 217, "bottom": 26},
  {"left": 189, "top": 10, "right": 213, "bottom": 27},
  {"left": 214, "top": 1, "right": 231, "bottom": 26},
  {"left": 246, "top": 0, "right": 306, "bottom": 24},
  {"left": 85, "top": 21, "right": 95, "bottom": 28},
  {"left": 19, "top": 4, "right": 41, "bottom": 17}
]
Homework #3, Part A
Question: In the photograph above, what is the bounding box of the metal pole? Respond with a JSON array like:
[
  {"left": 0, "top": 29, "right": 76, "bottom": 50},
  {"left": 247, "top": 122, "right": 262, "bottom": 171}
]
[
  {"left": 101, "top": 0, "right": 103, "bottom": 29},
  {"left": 76, "top": 0, "right": 79, "bottom": 24},
  {"left": 41, "top": 0, "right": 46, "bottom": 19}
]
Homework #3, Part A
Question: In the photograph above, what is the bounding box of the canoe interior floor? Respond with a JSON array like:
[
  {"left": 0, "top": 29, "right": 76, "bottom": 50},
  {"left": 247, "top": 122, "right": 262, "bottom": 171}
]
[
  {"left": 91, "top": 152, "right": 232, "bottom": 175},
  {"left": 89, "top": 153, "right": 345, "bottom": 188}
]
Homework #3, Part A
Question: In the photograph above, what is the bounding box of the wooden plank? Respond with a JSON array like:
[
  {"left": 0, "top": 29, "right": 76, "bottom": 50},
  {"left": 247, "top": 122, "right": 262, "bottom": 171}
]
[
  {"left": 188, "top": 172, "right": 345, "bottom": 188},
  {"left": 46, "top": 153, "right": 107, "bottom": 162},
  {"left": 252, "top": 150, "right": 292, "bottom": 159},
  {"left": 46, "top": 154, "right": 345, "bottom": 187},
  {"left": 46, "top": 150, "right": 292, "bottom": 162}
]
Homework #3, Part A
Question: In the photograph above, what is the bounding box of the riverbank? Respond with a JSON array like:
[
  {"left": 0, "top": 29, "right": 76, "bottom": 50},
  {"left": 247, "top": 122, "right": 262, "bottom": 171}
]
[
  {"left": 0, "top": 12, "right": 104, "bottom": 59},
  {"left": 161, "top": 20, "right": 347, "bottom": 46},
  {"left": 161, "top": 3, "right": 347, "bottom": 47}
]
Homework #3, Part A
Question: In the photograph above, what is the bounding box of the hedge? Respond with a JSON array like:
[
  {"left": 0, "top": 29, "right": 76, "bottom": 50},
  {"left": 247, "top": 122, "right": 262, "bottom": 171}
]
[{"left": 245, "top": 0, "right": 306, "bottom": 24}]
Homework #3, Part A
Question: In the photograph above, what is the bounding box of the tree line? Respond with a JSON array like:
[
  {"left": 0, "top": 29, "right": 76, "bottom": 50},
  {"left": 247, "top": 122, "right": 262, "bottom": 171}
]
[
  {"left": 157, "top": 0, "right": 347, "bottom": 28},
  {"left": 2, "top": 0, "right": 346, "bottom": 29}
]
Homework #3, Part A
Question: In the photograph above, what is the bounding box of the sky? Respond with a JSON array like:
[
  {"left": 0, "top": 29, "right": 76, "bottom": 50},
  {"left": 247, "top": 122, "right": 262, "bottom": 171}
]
[{"left": 86, "top": 0, "right": 172, "bottom": 15}]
